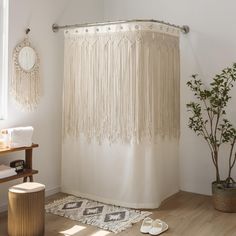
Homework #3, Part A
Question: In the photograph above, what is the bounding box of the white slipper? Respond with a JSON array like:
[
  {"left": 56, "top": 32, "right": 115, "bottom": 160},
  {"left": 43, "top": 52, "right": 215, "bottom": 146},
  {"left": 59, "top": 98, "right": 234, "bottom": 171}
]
[
  {"left": 140, "top": 217, "right": 153, "bottom": 234},
  {"left": 149, "top": 219, "right": 168, "bottom": 235}
]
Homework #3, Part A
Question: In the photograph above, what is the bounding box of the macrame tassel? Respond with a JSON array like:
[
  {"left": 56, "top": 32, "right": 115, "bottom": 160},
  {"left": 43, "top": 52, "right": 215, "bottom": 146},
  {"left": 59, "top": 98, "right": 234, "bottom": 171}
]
[{"left": 63, "top": 26, "right": 180, "bottom": 143}]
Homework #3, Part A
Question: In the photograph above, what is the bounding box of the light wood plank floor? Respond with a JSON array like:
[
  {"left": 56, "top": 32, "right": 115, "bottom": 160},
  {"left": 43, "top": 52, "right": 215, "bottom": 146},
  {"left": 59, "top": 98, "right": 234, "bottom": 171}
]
[{"left": 1, "top": 191, "right": 236, "bottom": 236}]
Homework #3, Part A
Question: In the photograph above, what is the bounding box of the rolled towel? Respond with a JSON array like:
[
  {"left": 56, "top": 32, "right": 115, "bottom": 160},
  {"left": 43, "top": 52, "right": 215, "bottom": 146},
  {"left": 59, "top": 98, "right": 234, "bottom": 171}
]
[{"left": 2, "top": 126, "right": 34, "bottom": 148}]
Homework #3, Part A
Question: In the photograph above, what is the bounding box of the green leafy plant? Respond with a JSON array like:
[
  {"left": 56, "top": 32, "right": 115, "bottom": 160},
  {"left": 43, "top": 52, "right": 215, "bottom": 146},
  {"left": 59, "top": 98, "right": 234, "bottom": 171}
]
[{"left": 186, "top": 64, "right": 236, "bottom": 187}]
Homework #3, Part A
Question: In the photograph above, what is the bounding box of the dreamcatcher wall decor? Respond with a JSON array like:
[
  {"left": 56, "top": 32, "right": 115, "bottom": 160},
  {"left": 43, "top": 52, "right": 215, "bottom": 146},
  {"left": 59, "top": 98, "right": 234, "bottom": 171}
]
[{"left": 11, "top": 29, "right": 41, "bottom": 111}]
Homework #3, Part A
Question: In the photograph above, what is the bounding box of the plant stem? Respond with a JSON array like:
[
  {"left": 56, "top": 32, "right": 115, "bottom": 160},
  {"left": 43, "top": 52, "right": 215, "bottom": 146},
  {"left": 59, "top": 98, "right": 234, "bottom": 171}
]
[
  {"left": 214, "top": 110, "right": 220, "bottom": 149},
  {"left": 231, "top": 153, "right": 236, "bottom": 170},
  {"left": 227, "top": 138, "right": 236, "bottom": 184},
  {"left": 200, "top": 123, "right": 214, "bottom": 153},
  {"left": 203, "top": 99, "right": 214, "bottom": 136},
  {"left": 213, "top": 150, "right": 221, "bottom": 183},
  {"left": 211, "top": 152, "right": 217, "bottom": 167}
]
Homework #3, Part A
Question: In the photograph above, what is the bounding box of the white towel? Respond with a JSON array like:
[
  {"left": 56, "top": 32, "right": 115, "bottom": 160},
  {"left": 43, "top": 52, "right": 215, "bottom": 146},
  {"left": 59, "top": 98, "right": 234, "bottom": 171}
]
[
  {"left": 6, "top": 126, "right": 34, "bottom": 148},
  {"left": 0, "top": 165, "right": 16, "bottom": 178},
  {"left": 0, "top": 139, "right": 6, "bottom": 149}
]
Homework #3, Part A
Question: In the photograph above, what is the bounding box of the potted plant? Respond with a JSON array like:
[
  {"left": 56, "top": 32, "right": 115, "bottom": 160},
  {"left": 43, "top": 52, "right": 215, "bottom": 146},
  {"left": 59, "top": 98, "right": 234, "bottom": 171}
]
[{"left": 186, "top": 63, "right": 236, "bottom": 212}]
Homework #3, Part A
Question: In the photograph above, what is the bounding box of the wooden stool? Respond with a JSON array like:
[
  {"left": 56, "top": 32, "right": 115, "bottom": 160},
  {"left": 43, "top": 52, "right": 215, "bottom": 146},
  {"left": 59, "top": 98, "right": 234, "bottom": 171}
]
[{"left": 8, "top": 182, "right": 45, "bottom": 236}]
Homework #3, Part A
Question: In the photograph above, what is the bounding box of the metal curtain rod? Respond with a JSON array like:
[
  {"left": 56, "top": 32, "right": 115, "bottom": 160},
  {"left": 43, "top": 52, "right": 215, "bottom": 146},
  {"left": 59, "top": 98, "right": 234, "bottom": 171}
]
[{"left": 52, "top": 19, "right": 190, "bottom": 34}]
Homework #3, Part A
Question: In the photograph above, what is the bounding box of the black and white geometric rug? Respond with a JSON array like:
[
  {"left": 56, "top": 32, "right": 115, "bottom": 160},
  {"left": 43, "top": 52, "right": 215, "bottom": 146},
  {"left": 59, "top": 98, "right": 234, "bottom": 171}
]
[{"left": 45, "top": 195, "right": 152, "bottom": 233}]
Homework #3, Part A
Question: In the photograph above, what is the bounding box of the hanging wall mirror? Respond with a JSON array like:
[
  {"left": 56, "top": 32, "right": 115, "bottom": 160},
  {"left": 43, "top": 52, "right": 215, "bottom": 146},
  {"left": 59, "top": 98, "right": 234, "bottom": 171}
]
[
  {"left": 18, "top": 46, "right": 37, "bottom": 71},
  {"left": 11, "top": 29, "right": 41, "bottom": 111}
]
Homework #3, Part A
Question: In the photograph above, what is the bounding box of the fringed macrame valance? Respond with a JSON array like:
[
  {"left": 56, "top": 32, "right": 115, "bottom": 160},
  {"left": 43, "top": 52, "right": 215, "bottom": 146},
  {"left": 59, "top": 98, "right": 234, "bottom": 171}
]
[{"left": 63, "top": 22, "right": 180, "bottom": 143}]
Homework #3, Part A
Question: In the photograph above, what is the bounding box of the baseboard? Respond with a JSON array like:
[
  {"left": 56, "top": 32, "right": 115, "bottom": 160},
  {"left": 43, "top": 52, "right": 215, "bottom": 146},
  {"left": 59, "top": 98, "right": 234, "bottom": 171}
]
[
  {"left": 0, "top": 202, "right": 7, "bottom": 213},
  {"left": 0, "top": 186, "right": 61, "bottom": 213},
  {"left": 45, "top": 186, "right": 61, "bottom": 197}
]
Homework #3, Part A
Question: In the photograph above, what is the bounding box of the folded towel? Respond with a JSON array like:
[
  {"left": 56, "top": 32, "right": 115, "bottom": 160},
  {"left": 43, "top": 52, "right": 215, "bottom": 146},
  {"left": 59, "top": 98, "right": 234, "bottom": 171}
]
[
  {"left": 0, "top": 165, "right": 16, "bottom": 178},
  {"left": 0, "top": 139, "right": 6, "bottom": 149},
  {"left": 2, "top": 126, "right": 34, "bottom": 148}
]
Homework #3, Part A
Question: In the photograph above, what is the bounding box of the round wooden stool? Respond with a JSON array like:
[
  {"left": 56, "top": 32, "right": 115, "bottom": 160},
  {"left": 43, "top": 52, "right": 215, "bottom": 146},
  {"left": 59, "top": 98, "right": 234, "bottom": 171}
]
[{"left": 8, "top": 182, "right": 45, "bottom": 236}]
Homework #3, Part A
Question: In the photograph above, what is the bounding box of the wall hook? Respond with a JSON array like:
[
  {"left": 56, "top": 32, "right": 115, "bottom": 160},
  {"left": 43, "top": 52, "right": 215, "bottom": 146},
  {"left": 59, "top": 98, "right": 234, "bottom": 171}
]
[{"left": 25, "top": 28, "right": 31, "bottom": 35}]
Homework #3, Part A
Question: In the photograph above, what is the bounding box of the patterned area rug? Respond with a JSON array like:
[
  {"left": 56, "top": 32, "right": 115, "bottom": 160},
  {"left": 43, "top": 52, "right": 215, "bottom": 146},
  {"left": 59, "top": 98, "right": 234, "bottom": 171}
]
[{"left": 45, "top": 195, "right": 152, "bottom": 234}]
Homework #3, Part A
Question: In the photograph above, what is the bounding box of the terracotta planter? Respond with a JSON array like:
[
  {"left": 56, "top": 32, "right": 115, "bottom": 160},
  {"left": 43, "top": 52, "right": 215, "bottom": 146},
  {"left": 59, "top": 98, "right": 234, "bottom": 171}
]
[{"left": 212, "top": 181, "right": 236, "bottom": 213}]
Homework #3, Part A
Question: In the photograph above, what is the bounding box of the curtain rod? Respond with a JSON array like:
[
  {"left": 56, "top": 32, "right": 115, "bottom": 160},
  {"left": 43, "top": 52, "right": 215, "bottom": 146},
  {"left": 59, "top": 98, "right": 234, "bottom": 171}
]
[{"left": 52, "top": 19, "right": 190, "bottom": 34}]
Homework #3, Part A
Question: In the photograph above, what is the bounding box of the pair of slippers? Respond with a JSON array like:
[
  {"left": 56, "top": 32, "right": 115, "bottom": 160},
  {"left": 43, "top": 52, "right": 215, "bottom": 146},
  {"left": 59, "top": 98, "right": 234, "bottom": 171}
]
[{"left": 140, "top": 217, "right": 168, "bottom": 235}]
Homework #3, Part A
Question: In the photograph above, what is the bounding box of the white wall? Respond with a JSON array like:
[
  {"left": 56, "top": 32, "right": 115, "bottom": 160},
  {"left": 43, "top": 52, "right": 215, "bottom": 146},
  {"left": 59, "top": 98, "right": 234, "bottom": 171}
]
[
  {"left": 2, "top": 0, "right": 235, "bottom": 207},
  {"left": 57, "top": 0, "right": 104, "bottom": 25},
  {"left": 103, "top": 0, "right": 236, "bottom": 195},
  {"left": 0, "top": 0, "right": 104, "bottom": 210}
]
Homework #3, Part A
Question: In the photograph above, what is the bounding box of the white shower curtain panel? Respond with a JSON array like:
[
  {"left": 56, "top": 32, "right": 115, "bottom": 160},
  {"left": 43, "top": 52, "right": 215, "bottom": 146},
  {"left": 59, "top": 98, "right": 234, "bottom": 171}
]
[{"left": 62, "top": 22, "right": 180, "bottom": 208}]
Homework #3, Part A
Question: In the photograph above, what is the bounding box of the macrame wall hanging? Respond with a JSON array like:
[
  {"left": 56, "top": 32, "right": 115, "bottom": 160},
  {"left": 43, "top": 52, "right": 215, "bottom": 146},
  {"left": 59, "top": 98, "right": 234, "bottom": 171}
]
[
  {"left": 63, "top": 22, "right": 180, "bottom": 143},
  {"left": 11, "top": 29, "right": 41, "bottom": 111}
]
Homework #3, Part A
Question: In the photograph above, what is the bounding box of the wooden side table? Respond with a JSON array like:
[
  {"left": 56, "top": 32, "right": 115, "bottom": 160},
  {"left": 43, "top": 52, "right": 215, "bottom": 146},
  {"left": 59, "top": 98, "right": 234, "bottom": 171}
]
[{"left": 0, "top": 144, "right": 39, "bottom": 183}]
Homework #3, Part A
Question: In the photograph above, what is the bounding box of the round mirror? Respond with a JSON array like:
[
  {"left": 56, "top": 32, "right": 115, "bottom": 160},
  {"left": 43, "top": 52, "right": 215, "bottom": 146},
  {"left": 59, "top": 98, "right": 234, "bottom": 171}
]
[{"left": 18, "top": 46, "right": 36, "bottom": 71}]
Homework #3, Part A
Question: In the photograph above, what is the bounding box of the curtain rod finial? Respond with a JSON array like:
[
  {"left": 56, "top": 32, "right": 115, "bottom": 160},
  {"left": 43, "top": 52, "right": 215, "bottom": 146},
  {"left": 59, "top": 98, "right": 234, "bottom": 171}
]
[
  {"left": 52, "top": 23, "right": 59, "bottom": 33},
  {"left": 182, "top": 25, "right": 190, "bottom": 34}
]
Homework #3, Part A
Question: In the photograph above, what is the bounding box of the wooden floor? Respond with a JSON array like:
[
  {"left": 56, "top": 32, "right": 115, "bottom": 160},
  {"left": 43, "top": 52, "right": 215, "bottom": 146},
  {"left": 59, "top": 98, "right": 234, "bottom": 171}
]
[{"left": 1, "top": 191, "right": 236, "bottom": 236}]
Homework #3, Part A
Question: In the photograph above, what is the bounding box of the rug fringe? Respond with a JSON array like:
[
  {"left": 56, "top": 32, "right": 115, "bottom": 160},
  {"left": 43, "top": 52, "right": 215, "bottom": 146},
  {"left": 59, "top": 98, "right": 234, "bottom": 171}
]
[{"left": 45, "top": 196, "right": 74, "bottom": 210}]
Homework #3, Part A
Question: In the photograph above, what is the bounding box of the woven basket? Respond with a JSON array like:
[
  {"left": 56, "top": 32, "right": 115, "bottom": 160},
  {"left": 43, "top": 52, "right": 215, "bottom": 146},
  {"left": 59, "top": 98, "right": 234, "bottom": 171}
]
[{"left": 212, "top": 181, "right": 236, "bottom": 213}]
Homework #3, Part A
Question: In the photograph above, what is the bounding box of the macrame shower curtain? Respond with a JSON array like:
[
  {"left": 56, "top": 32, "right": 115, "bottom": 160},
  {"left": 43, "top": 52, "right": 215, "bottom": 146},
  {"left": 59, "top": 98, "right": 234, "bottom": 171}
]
[
  {"left": 63, "top": 23, "right": 180, "bottom": 143},
  {"left": 62, "top": 22, "right": 180, "bottom": 208}
]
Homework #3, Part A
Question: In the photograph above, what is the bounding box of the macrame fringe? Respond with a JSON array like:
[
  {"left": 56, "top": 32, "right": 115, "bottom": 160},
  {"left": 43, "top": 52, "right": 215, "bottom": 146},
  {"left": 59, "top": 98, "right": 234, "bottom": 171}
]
[
  {"left": 11, "top": 69, "right": 40, "bottom": 111},
  {"left": 63, "top": 29, "right": 180, "bottom": 143}
]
